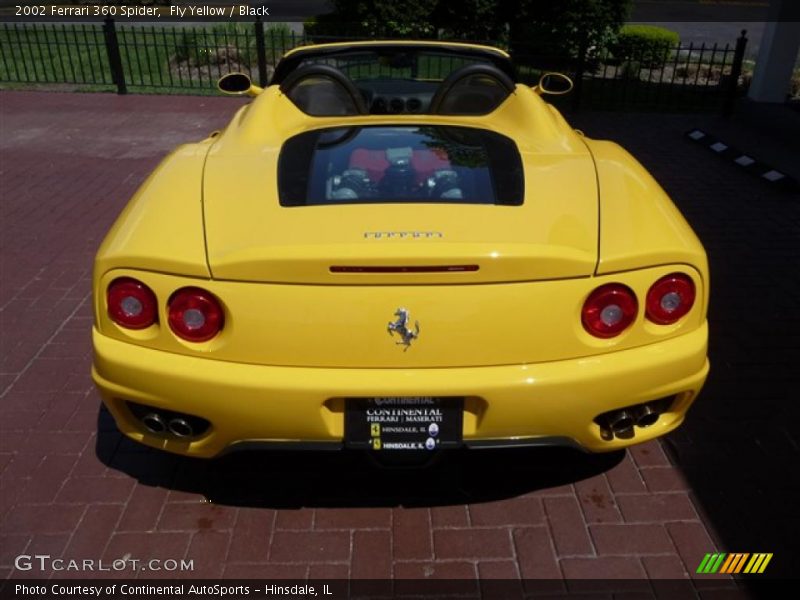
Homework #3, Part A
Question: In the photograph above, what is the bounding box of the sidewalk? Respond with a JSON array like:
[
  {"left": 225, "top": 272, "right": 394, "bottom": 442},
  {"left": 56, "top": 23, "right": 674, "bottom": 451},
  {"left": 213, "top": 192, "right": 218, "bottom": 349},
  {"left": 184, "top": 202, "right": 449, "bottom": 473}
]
[{"left": 1, "top": 90, "right": 796, "bottom": 589}]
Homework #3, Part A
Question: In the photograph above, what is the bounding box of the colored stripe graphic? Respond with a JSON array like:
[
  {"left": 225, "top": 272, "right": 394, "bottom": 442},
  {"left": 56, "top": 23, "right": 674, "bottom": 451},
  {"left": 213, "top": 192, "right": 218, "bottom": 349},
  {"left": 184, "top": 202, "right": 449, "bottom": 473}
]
[
  {"left": 698, "top": 553, "right": 773, "bottom": 574},
  {"left": 697, "top": 553, "right": 713, "bottom": 573},
  {"left": 744, "top": 554, "right": 760, "bottom": 573},
  {"left": 718, "top": 553, "right": 735, "bottom": 573},
  {"left": 710, "top": 553, "right": 726, "bottom": 573},
  {"left": 697, "top": 554, "right": 711, "bottom": 573},
  {"left": 735, "top": 553, "right": 750, "bottom": 573},
  {"left": 697, "top": 553, "right": 727, "bottom": 573},
  {"left": 722, "top": 553, "right": 750, "bottom": 573},
  {"left": 759, "top": 554, "right": 773, "bottom": 573},
  {"left": 743, "top": 553, "right": 773, "bottom": 574}
]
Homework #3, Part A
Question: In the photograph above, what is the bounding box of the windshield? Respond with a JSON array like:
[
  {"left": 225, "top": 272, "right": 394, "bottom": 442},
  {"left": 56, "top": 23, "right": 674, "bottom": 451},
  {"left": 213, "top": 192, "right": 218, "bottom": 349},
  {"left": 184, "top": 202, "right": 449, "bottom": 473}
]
[
  {"left": 296, "top": 50, "right": 496, "bottom": 82},
  {"left": 278, "top": 125, "right": 524, "bottom": 207},
  {"left": 272, "top": 45, "right": 517, "bottom": 86}
]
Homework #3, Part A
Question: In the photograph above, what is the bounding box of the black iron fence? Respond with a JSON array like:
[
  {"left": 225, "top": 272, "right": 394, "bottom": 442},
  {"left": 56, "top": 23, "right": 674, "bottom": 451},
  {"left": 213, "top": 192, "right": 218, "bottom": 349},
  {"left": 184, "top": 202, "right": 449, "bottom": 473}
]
[
  {"left": 0, "top": 19, "right": 748, "bottom": 113},
  {"left": 0, "top": 18, "right": 300, "bottom": 94}
]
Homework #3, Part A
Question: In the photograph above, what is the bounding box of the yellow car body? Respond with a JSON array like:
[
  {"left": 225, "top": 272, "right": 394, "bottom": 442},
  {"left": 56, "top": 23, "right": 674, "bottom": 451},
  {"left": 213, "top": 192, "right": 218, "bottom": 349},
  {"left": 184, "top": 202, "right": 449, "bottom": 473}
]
[{"left": 92, "top": 41, "right": 708, "bottom": 458}]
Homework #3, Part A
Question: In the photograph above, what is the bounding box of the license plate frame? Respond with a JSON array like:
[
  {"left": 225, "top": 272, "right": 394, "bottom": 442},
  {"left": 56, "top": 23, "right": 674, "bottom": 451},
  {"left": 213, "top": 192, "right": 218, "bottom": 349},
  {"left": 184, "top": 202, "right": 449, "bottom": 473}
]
[{"left": 344, "top": 396, "right": 464, "bottom": 451}]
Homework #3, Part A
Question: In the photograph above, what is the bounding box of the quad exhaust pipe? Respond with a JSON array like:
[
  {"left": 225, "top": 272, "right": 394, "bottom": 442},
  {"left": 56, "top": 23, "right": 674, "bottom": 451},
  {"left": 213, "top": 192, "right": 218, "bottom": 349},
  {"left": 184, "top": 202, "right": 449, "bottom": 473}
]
[
  {"left": 168, "top": 418, "right": 194, "bottom": 438},
  {"left": 142, "top": 413, "right": 167, "bottom": 434},
  {"left": 597, "top": 397, "right": 675, "bottom": 441},
  {"left": 141, "top": 413, "right": 194, "bottom": 438},
  {"left": 126, "top": 401, "right": 211, "bottom": 439},
  {"left": 633, "top": 404, "right": 660, "bottom": 428},
  {"left": 606, "top": 409, "right": 635, "bottom": 439}
]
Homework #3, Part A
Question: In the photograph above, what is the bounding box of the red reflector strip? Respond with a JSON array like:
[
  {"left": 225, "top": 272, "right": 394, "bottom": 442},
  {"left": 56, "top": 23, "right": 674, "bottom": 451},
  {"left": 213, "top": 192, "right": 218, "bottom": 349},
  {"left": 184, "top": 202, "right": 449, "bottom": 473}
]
[{"left": 330, "top": 265, "right": 479, "bottom": 273}]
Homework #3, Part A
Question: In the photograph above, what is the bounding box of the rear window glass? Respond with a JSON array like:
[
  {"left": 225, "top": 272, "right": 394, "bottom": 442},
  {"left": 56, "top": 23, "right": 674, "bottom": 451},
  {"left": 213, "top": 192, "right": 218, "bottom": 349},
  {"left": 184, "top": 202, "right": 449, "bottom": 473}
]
[{"left": 278, "top": 125, "right": 524, "bottom": 206}]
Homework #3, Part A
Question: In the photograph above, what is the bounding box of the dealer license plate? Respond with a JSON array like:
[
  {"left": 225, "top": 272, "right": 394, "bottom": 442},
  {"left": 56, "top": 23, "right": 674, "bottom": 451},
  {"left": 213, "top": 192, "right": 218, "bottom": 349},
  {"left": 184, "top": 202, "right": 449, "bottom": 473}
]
[{"left": 345, "top": 397, "right": 463, "bottom": 451}]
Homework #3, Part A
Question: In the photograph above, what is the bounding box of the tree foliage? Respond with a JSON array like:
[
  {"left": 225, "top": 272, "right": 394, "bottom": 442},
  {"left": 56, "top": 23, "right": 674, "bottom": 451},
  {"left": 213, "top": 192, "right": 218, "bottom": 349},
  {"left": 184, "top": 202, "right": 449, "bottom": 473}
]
[
  {"left": 308, "top": 0, "right": 438, "bottom": 38},
  {"left": 432, "top": 0, "right": 509, "bottom": 41},
  {"left": 510, "top": 0, "right": 633, "bottom": 59},
  {"left": 307, "top": 0, "right": 633, "bottom": 58}
]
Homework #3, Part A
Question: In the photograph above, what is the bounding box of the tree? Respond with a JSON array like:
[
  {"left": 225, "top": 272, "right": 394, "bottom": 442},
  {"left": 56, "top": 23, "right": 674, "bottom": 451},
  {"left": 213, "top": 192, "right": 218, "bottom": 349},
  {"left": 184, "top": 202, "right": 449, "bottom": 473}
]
[
  {"left": 509, "top": 0, "right": 632, "bottom": 61},
  {"left": 307, "top": 0, "right": 633, "bottom": 61},
  {"left": 432, "top": 0, "right": 510, "bottom": 41},
  {"left": 308, "top": 0, "right": 438, "bottom": 38}
]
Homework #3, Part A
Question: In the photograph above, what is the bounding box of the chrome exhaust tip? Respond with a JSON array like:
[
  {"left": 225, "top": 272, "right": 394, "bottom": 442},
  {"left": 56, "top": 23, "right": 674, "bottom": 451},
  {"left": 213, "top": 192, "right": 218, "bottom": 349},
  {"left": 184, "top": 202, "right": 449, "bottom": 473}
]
[
  {"left": 634, "top": 404, "right": 660, "bottom": 428},
  {"left": 608, "top": 410, "right": 635, "bottom": 439},
  {"left": 168, "top": 418, "right": 194, "bottom": 438},
  {"left": 595, "top": 396, "right": 676, "bottom": 442},
  {"left": 142, "top": 413, "right": 167, "bottom": 434}
]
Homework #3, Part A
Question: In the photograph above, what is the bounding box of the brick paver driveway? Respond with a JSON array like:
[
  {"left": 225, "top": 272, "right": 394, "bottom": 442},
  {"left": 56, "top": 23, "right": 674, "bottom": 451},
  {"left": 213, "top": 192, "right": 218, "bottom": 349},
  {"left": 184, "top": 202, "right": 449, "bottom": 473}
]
[{"left": 1, "top": 91, "right": 797, "bottom": 591}]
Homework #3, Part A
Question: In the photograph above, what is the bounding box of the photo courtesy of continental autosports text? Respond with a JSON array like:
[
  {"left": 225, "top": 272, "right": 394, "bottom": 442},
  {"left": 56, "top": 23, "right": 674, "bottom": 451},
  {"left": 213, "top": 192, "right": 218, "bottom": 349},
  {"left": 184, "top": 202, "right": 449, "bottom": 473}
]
[{"left": 13, "top": 583, "right": 335, "bottom": 597}]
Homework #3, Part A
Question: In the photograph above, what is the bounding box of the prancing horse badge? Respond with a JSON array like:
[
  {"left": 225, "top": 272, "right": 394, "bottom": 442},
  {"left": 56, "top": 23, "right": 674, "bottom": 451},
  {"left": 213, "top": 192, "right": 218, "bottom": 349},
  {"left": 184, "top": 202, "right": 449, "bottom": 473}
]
[{"left": 387, "top": 308, "right": 420, "bottom": 350}]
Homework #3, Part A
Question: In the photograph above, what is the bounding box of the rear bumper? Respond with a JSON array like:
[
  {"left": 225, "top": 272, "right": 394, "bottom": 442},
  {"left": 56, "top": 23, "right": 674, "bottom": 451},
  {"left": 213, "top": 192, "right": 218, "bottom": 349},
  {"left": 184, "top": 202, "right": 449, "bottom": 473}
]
[{"left": 92, "top": 322, "right": 708, "bottom": 457}]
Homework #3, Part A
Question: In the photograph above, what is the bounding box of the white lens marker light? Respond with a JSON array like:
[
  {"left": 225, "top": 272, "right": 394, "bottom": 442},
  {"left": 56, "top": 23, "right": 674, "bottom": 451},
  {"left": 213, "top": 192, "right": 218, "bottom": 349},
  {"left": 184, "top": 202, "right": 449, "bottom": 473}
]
[
  {"left": 120, "top": 296, "right": 143, "bottom": 317},
  {"left": 660, "top": 291, "right": 682, "bottom": 313},
  {"left": 600, "top": 304, "right": 623, "bottom": 327},
  {"left": 183, "top": 308, "right": 205, "bottom": 330}
]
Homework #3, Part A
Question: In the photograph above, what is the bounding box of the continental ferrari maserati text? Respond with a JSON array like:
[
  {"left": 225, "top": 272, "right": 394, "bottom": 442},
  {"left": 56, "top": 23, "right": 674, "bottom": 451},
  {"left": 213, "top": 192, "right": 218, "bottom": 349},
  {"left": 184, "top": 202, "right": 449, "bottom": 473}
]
[{"left": 367, "top": 408, "right": 443, "bottom": 422}]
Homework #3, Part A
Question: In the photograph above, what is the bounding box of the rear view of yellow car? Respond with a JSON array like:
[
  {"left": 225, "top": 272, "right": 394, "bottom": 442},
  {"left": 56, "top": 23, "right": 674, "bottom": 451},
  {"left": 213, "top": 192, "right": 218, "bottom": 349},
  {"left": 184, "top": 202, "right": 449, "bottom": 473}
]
[{"left": 92, "top": 41, "right": 709, "bottom": 460}]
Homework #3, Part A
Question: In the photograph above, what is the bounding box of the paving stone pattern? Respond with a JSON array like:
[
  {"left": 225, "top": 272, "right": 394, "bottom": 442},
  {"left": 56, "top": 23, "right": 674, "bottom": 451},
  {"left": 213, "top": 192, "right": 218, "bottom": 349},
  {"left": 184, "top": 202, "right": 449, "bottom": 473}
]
[{"left": 1, "top": 91, "right": 796, "bottom": 590}]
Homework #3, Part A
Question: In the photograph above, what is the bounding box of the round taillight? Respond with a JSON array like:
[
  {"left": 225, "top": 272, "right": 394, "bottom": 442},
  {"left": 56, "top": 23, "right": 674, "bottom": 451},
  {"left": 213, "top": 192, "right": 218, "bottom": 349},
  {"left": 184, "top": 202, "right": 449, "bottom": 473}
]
[
  {"left": 107, "top": 278, "right": 157, "bottom": 329},
  {"left": 168, "top": 287, "right": 224, "bottom": 342},
  {"left": 646, "top": 273, "right": 695, "bottom": 325},
  {"left": 582, "top": 283, "right": 638, "bottom": 338}
]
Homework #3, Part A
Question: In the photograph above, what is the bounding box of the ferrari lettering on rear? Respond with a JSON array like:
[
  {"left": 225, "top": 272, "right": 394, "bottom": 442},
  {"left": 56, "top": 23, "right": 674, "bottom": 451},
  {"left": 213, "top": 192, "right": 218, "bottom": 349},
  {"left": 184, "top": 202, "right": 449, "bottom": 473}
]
[{"left": 364, "top": 231, "right": 444, "bottom": 239}]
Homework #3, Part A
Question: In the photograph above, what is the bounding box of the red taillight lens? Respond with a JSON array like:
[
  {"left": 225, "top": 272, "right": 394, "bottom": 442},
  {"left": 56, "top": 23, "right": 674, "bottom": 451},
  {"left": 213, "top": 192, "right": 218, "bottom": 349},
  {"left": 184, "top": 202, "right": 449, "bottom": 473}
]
[
  {"left": 646, "top": 273, "right": 695, "bottom": 325},
  {"left": 107, "top": 278, "right": 157, "bottom": 329},
  {"left": 582, "top": 283, "right": 638, "bottom": 338},
  {"left": 168, "top": 287, "right": 224, "bottom": 342}
]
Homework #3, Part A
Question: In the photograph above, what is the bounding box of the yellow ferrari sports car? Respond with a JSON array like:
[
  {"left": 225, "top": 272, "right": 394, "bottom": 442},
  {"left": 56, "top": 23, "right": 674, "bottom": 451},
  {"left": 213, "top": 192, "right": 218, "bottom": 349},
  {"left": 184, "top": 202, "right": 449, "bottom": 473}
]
[{"left": 92, "top": 41, "right": 709, "bottom": 460}]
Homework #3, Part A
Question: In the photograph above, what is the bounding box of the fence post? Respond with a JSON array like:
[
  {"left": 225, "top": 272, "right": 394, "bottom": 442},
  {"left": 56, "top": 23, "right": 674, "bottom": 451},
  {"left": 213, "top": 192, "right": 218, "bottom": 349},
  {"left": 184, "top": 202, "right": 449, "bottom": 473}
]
[
  {"left": 254, "top": 16, "right": 268, "bottom": 87},
  {"left": 102, "top": 17, "right": 126, "bottom": 94},
  {"left": 571, "top": 33, "right": 588, "bottom": 111},
  {"left": 723, "top": 29, "right": 748, "bottom": 117}
]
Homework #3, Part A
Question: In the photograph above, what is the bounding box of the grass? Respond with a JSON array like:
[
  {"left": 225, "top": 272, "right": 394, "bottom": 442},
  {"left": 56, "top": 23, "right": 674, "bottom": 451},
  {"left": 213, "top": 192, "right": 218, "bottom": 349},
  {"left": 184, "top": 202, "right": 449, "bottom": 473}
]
[
  {"left": 1, "top": 23, "right": 113, "bottom": 86},
  {"left": 0, "top": 22, "right": 300, "bottom": 93}
]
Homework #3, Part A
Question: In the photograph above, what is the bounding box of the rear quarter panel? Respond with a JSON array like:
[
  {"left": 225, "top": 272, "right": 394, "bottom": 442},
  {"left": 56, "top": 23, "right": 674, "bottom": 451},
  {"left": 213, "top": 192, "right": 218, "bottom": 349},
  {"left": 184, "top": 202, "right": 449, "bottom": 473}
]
[
  {"left": 93, "top": 142, "right": 213, "bottom": 323},
  {"left": 584, "top": 139, "right": 710, "bottom": 316}
]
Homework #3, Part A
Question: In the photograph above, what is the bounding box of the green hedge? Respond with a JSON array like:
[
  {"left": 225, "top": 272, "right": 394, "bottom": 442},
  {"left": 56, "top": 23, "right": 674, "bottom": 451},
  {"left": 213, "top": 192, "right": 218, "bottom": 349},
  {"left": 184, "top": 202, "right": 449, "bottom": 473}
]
[{"left": 614, "top": 24, "right": 679, "bottom": 67}]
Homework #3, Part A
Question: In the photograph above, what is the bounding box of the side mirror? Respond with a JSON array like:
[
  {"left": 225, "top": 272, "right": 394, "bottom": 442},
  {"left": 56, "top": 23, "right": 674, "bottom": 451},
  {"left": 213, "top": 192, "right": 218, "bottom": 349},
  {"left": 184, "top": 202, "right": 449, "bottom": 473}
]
[
  {"left": 533, "top": 72, "right": 574, "bottom": 96},
  {"left": 217, "top": 73, "right": 263, "bottom": 97}
]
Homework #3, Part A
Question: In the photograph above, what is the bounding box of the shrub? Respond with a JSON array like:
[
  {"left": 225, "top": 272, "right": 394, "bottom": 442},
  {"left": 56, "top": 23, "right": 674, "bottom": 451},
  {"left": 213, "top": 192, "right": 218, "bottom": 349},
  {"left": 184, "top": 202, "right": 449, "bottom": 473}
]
[
  {"left": 619, "top": 59, "right": 641, "bottom": 80},
  {"left": 614, "top": 24, "right": 679, "bottom": 67},
  {"left": 307, "top": 0, "right": 633, "bottom": 63},
  {"left": 305, "top": 0, "right": 437, "bottom": 39},
  {"left": 509, "top": 0, "right": 632, "bottom": 65},
  {"left": 432, "top": 0, "right": 509, "bottom": 41},
  {"left": 171, "top": 23, "right": 294, "bottom": 70}
]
